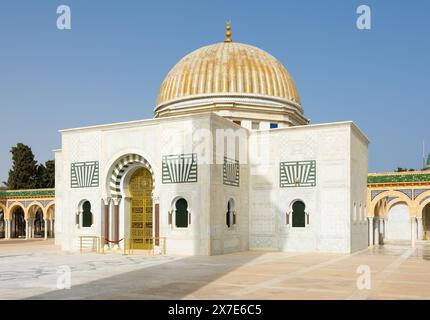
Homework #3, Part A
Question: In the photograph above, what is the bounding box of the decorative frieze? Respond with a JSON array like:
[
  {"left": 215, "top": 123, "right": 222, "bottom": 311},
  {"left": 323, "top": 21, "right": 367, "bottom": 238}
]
[
  {"left": 223, "top": 157, "right": 239, "bottom": 187},
  {"left": 280, "top": 160, "right": 316, "bottom": 188},
  {"left": 162, "top": 153, "right": 197, "bottom": 184},
  {"left": 71, "top": 161, "right": 99, "bottom": 188}
]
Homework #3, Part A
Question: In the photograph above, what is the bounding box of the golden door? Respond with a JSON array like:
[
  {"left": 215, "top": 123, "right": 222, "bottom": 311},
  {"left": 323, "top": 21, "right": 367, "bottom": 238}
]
[{"left": 129, "top": 168, "right": 153, "bottom": 249}]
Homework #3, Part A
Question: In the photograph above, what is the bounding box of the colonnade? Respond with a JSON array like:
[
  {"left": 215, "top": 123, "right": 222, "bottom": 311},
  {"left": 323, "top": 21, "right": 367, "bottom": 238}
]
[
  {"left": 368, "top": 216, "right": 423, "bottom": 247},
  {"left": 2, "top": 217, "right": 55, "bottom": 240}
]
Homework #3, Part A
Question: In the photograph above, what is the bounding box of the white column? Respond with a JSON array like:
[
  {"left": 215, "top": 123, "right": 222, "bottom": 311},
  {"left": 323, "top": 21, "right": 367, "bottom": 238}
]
[
  {"left": 30, "top": 219, "right": 34, "bottom": 238},
  {"left": 44, "top": 219, "right": 48, "bottom": 240},
  {"left": 378, "top": 217, "right": 384, "bottom": 245},
  {"left": 411, "top": 217, "right": 417, "bottom": 247},
  {"left": 5, "top": 220, "right": 9, "bottom": 239},
  {"left": 11, "top": 218, "right": 15, "bottom": 238},
  {"left": 417, "top": 217, "right": 423, "bottom": 241},
  {"left": 25, "top": 219, "right": 28, "bottom": 240},
  {"left": 373, "top": 218, "right": 379, "bottom": 245},
  {"left": 368, "top": 217, "right": 374, "bottom": 246}
]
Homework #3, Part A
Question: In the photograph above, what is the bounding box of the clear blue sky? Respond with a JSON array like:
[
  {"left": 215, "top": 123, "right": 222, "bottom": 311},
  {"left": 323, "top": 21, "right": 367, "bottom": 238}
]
[{"left": 1, "top": 0, "right": 429, "bottom": 184}]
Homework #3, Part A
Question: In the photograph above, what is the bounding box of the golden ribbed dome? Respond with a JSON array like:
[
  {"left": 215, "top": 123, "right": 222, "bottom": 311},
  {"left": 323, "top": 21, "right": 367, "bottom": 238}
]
[{"left": 156, "top": 42, "right": 301, "bottom": 108}]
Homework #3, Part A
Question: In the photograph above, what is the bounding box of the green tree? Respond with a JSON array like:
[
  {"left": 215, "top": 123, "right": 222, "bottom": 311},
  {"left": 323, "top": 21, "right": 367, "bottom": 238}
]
[
  {"left": 395, "top": 167, "right": 415, "bottom": 172},
  {"left": 38, "top": 160, "right": 55, "bottom": 188},
  {"left": 7, "top": 143, "right": 38, "bottom": 189}
]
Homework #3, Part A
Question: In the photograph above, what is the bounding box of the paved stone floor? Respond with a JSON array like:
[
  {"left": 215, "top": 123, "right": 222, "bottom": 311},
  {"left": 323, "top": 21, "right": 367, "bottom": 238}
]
[{"left": 0, "top": 239, "right": 430, "bottom": 300}]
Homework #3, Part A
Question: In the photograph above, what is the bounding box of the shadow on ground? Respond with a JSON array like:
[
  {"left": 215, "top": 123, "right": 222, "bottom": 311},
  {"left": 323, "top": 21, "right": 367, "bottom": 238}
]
[{"left": 27, "top": 251, "right": 265, "bottom": 300}]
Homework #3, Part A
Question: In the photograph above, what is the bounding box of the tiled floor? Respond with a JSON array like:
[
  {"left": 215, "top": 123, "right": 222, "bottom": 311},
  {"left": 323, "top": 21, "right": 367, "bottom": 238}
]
[{"left": 0, "top": 239, "right": 429, "bottom": 300}]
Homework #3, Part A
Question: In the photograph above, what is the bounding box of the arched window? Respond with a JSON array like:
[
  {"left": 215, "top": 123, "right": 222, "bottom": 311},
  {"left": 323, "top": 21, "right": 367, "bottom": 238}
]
[
  {"left": 226, "top": 199, "right": 235, "bottom": 228},
  {"left": 175, "top": 198, "right": 189, "bottom": 228},
  {"left": 292, "top": 201, "right": 306, "bottom": 228},
  {"left": 82, "top": 201, "right": 93, "bottom": 228}
]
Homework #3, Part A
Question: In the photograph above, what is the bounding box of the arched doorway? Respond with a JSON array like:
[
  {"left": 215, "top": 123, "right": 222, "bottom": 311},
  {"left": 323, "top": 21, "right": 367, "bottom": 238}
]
[
  {"left": 11, "top": 207, "right": 25, "bottom": 238},
  {"left": 385, "top": 203, "right": 411, "bottom": 241},
  {"left": 129, "top": 168, "right": 153, "bottom": 249},
  {"left": 423, "top": 203, "right": 430, "bottom": 240}
]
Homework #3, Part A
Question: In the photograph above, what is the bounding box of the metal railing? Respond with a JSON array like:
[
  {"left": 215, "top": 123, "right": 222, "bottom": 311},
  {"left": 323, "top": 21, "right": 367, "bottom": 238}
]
[
  {"left": 79, "top": 236, "right": 102, "bottom": 253},
  {"left": 79, "top": 236, "right": 167, "bottom": 255}
]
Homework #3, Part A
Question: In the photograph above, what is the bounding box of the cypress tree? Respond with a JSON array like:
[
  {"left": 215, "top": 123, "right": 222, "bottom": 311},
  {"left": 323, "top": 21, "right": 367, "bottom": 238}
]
[{"left": 7, "top": 143, "right": 38, "bottom": 189}]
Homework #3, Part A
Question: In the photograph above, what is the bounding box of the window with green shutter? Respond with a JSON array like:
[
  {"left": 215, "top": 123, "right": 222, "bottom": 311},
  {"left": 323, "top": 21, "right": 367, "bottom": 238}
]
[
  {"left": 175, "top": 198, "right": 189, "bottom": 228},
  {"left": 82, "top": 201, "right": 93, "bottom": 227},
  {"left": 292, "top": 201, "right": 306, "bottom": 228}
]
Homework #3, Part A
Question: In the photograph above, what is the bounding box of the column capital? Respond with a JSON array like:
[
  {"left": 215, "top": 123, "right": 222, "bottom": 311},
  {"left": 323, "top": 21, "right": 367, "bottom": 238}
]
[
  {"left": 152, "top": 194, "right": 160, "bottom": 203},
  {"left": 112, "top": 198, "right": 121, "bottom": 206},
  {"left": 102, "top": 197, "right": 112, "bottom": 206}
]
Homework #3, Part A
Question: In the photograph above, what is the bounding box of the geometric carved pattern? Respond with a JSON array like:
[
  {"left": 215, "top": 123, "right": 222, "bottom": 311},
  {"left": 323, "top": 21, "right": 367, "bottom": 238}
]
[
  {"left": 413, "top": 189, "right": 430, "bottom": 200},
  {"left": 280, "top": 160, "right": 316, "bottom": 188},
  {"left": 371, "top": 190, "right": 388, "bottom": 201},
  {"left": 223, "top": 157, "right": 239, "bottom": 187},
  {"left": 395, "top": 189, "right": 413, "bottom": 200},
  {"left": 109, "top": 154, "right": 154, "bottom": 199},
  {"left": 162, "top": 153, "right": 197, "bottom": 184},
  {"left": 71, "top": 161, "right": 99, "bottom": 188}
]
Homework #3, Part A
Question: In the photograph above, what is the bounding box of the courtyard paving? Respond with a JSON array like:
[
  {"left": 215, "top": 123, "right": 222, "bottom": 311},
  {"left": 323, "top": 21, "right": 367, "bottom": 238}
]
[{"left": 0, "top": 239, "right": 429, "bottom": 300}]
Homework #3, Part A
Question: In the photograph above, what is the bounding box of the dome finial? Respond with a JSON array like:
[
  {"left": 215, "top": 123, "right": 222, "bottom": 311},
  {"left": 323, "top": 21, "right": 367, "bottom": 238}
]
[{"left": 224, "top": 21, "right": 232, "bottom": 43}]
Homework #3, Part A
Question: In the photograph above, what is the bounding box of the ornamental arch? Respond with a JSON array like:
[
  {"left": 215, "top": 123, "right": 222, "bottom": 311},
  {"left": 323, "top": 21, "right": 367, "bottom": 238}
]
[
  {"left": 0, "top": 189, "right": 55, "bottom": 240},
  {"left": 367, "top": 171, "right": 430, "bottom": 245}
]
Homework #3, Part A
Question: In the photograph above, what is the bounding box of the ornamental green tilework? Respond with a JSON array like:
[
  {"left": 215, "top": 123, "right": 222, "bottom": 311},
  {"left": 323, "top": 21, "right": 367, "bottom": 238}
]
[
  {"left": 367, "top": 173, "right": 430, "bottom": 184},
  {"left": 0, "top": 189, "right": 55, "bottom": 199}
]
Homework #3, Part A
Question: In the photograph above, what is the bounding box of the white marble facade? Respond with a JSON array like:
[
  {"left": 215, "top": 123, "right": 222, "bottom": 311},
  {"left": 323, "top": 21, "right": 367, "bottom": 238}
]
[
  {"left": 55, "top": 112, "right": 369, "bottom": 255},
  {"left": 54, "top": 39, "right": 370, "bottom": 255}
]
